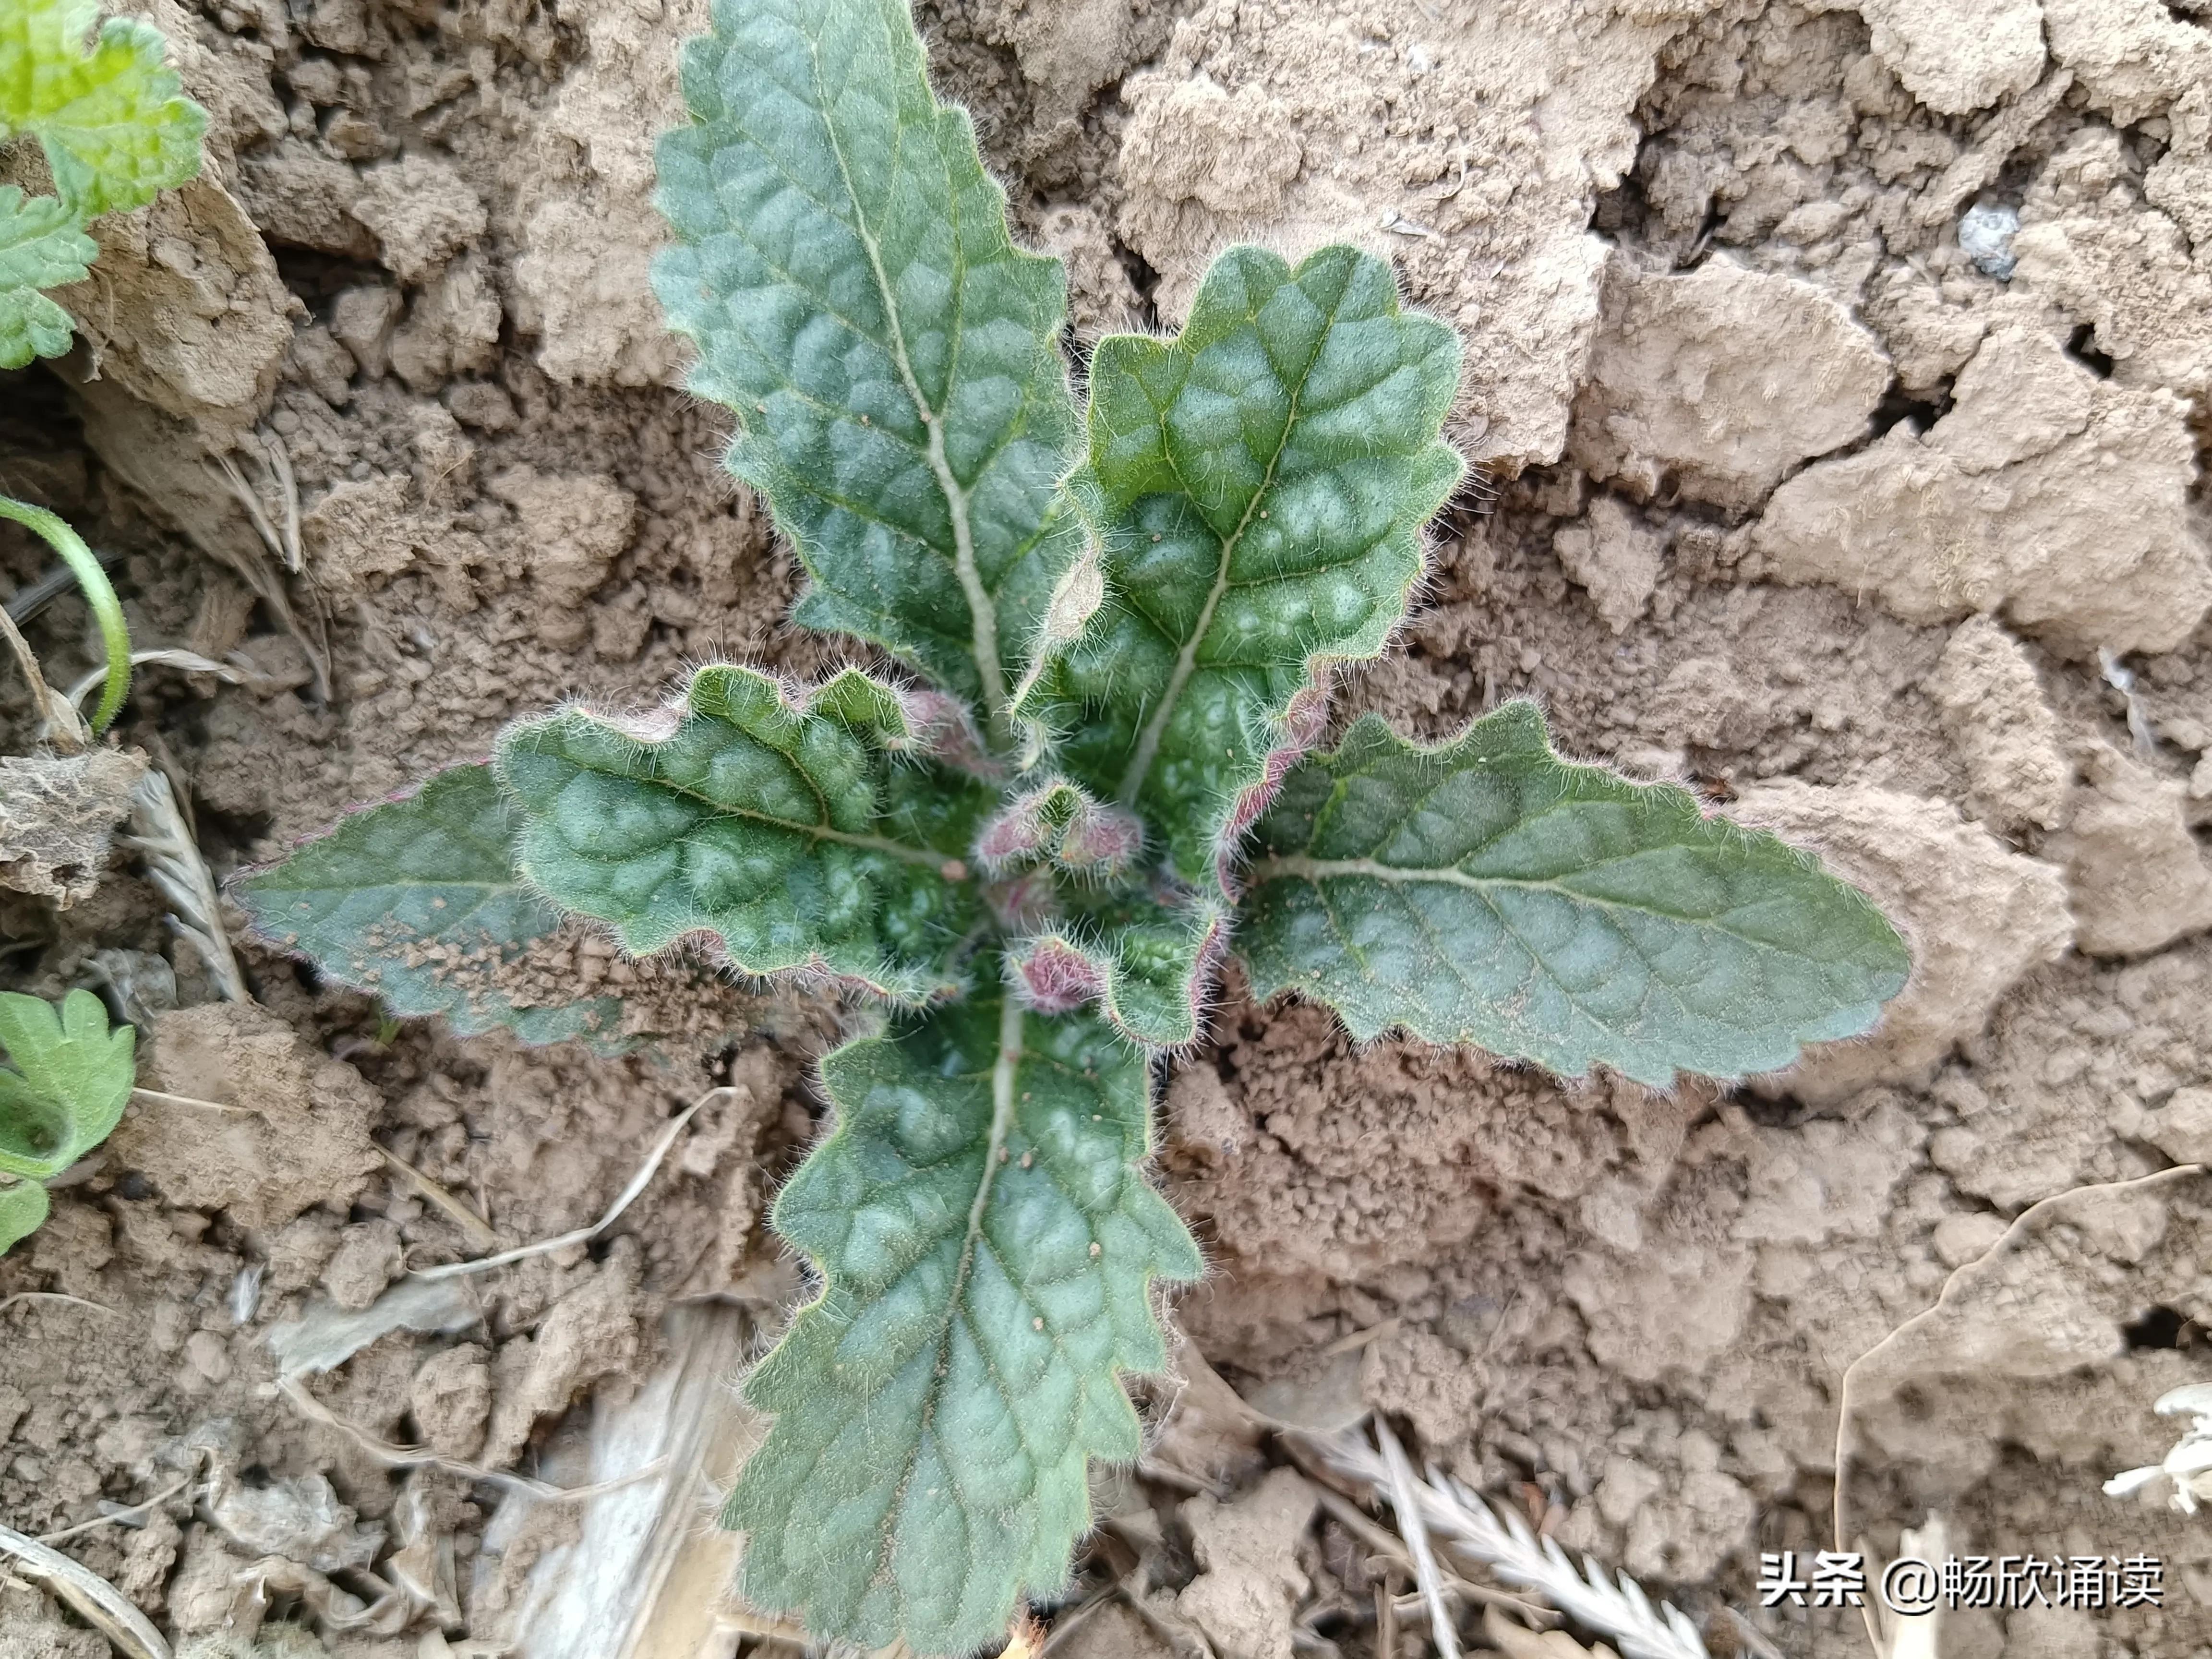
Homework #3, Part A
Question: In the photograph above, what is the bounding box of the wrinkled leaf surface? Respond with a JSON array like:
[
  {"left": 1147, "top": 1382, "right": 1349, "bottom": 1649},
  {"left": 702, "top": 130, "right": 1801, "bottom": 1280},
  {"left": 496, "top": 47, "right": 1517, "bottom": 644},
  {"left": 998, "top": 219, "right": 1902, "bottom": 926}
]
[
  {"left": 1025, "top": 244, "right": 1461, "bottom": 888},
  {"left": 654, "top": 0, "right": 1079, "bottom": 723},
  {"left": 1236, "top": 703, "right": 1911, "bottom": 1084},
  {"left": 727, "top": 995, "right": 1201, "bottom": 1653},
  {"left": 499, "top": 664, "right": 992, "bottom": 1003}
]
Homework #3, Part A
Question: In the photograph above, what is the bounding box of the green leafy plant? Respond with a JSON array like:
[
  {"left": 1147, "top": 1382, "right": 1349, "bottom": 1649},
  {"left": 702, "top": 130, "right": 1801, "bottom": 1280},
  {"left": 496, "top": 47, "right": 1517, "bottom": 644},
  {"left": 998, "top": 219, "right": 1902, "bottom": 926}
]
[
  {"left": 0, "top": 0, "right": 207, "bottom": 369},
  {"left": 239, "top": 0, "right": 1910, "bottom": 1649},
  {"left": 0, "top": 988, "right": 135, "bottom": 1253}
]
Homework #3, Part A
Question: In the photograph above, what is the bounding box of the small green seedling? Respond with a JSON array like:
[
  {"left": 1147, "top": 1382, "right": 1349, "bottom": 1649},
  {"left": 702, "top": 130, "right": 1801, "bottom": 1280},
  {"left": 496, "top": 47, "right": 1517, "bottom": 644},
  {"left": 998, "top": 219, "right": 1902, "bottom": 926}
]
[
  {"left": 0, "top": 0, "right": 208, "bottom": 369},
  {"left": 240, "top": 0, "right": 1910, "bottom": 1650},
  {"left": 0, "top": 989, "right": 135, "bottom": 1253}
]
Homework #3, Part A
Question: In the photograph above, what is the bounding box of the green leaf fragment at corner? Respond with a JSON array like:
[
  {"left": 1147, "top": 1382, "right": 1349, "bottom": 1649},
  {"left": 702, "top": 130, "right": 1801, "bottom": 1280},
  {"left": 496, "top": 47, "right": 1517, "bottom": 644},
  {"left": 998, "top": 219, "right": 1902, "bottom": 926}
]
[
  {"left": 0, "top": 1, "right": 208, "bottom": 220},
  {"left": 0, "top": 493, "right": 131, "bottom": 730},
  {"left": 0, "top": 1177, "right": 51, "bottom": 1255},
  {"left": 230, "top": 763, "right": 625, "bottom": 1047},
  {"left": 0, "top": 988, "right": 134, "bottom": 1184},
  {"left": 0, "top": 186, "right": 96, "bottom": 370},
  {"left": 1235, "top": 702, "right": 1911, "bottom": 1086},
  {"left": 726, "top": 995, "right": 1202, "bottom": 1654},
  {"left": 497, "top": 664, "right": 997, "bottom": 1004}
]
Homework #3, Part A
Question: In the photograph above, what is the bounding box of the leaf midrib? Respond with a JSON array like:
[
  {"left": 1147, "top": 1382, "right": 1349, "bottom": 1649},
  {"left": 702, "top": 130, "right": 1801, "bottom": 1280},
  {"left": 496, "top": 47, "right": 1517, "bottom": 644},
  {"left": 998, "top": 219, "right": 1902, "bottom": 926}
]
[
  {"left": 804, "top": 25, "right": 1007, "bottom": 731},
  {"left": 547, "top": 741, "right": 959, "bottom": 876},
  {"left": 1114, "top": 281, "right": 1350, "bottom": 809},
  {"left": 1245, "top": 852, "right": 1841, "bottom": 958},
  {"left": 867, "top": 996, "right": 1026, "bottom": 1616}
]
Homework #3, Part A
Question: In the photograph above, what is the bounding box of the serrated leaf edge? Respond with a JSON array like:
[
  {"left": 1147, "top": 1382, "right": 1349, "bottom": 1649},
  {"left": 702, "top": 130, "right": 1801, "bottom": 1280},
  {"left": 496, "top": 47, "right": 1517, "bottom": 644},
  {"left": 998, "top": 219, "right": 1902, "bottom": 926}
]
[
  {"left": 1020, "top": 244, "right": 1466, "bottom": 899},
  {"left": 651, "top": 0, "right": 1077, "bottom": 734},
  {"left": 0, "top": 988, "right": 135, "bottom": 1180}
]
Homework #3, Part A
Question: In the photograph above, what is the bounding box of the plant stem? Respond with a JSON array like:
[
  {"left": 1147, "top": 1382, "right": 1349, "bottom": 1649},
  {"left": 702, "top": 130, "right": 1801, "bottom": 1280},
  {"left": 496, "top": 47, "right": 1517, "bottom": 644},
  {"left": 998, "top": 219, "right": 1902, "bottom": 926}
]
[{"left": 0, "top": 496, "right": 131, "bottom": 733}]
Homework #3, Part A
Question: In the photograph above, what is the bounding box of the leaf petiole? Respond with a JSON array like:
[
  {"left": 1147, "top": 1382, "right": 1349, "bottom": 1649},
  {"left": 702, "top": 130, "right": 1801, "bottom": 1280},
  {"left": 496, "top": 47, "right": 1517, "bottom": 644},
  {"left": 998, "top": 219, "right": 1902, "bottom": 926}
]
[{"left": 0, "top": 495, "right": 130, "bottom": 733}]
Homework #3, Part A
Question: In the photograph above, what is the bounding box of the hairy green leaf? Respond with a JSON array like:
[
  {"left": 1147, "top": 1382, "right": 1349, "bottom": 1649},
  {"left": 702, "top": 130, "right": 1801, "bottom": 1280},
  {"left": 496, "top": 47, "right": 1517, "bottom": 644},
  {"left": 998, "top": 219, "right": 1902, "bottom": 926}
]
[
  {"left": 233, "top": 765, "right": 624, "bottom": 1047},
  {"left": 1023, "top": 244, "right": 1462, "bottom": 890},
  {"left": 0, "top": 0, "right": 206, "bottom": 218},
  {"left": 1236, "top": 704, "right": 1911, "bottom": 1085},
  {"left": 0, "top": 988, "right": 133, "bottom": 1182},
  {"left": 726, "top": 994, "right": 1201, "bottom": 1653},
  {"left": 498, "top": 664, "right": 994, "bottom": 1003},
  {"left": 0, "top": 1176, "right": 49, "bottom": 1255},
  {"left": 0, "top": 184, "right": 94, "bottom": 369},
  {"left": 653, "top": 0, "right": 1080, "bottom": 730}
]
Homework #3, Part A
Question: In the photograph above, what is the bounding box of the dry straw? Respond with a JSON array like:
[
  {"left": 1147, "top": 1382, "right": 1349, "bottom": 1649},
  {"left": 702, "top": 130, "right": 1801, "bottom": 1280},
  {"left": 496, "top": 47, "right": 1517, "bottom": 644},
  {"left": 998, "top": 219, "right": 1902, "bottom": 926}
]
[{"left": 1321, "top": 1429, "right": 1712, "bottom": 1659}]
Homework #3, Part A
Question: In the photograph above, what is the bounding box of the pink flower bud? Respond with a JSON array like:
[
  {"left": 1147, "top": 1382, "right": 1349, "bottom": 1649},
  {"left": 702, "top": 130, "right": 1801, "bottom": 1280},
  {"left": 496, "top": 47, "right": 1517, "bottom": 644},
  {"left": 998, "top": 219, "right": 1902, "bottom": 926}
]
[
  {"left": 1056, "top": 801, "right": 1144, "bottom": 877},
  {"left": 1012, "top": 936, "right": 1102, "bottom": 1014}
]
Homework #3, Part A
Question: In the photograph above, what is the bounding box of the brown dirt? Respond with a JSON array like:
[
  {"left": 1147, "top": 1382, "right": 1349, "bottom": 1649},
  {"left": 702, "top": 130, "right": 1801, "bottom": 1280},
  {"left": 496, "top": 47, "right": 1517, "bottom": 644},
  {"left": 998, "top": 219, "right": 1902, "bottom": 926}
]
[{"left": 6, "top": 0, "right": 2212, "bottom": 1653}]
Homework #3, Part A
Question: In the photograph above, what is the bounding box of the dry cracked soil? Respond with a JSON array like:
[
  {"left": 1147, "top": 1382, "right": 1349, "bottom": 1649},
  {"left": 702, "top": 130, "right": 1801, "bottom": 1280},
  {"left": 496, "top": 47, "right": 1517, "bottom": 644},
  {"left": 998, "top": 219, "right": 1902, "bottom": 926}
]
[{"left": 6, "top": 0, "right": 2212, "bottom": 1656}]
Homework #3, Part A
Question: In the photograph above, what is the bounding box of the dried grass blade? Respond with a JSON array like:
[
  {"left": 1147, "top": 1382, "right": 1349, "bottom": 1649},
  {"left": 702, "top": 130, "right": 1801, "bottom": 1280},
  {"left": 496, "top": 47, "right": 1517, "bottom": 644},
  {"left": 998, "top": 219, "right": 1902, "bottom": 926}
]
[
  {"left": 125, "top": 768, "right": 247, "bottom": 1001},
  {"left": 0, "top": 1523, "right": 170, "bottom": 1659},
  {"left": 1316, "top": 1434, "right": 1710, "bottom": 1659},
  {"left": 410, "top": 1086, "right": 731, "bottom": 1282},
  {"left": 1376, "top": 1418, "right": 1462, "bottom": 1659}
]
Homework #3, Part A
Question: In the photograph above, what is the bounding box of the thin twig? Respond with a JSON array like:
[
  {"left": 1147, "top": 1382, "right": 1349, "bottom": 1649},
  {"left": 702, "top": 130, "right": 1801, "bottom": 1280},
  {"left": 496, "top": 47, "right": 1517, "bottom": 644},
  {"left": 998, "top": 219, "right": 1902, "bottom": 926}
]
[
  {"left": 202, "top": 447, "right": 330, "bottom": 700},
  {"left": 1320, "top": 1315, "right": 1400, "bottom": 1358},
  {"left": 1395, "top": 1578, "right": 1562, "bottom": 1625},
  {"left": 410, "top": 1086, "right": 733, "bottom": 1282},
  {"left": 1136, "top": 1455, "right": 1216, "bottom": 1495},
  {"left": 258, "top": 430, "right": 302, "bottom": 573},
  {"left": 0, "top": 601, "right": 86, "bottom": 752},
  {"left": 0, "top": 1291, "right": 119, "bottom": 1318},
  {"left": 37, "top": 1464, "right": 199, "bottom": 1545},
  {"left": 277, "top": 1377, "right": 665, "bottom": 1502},
  {"left": 1318, "top": 1482, "right": 1557, "bottom": 1624},
  {"left": 1118, "top": 1582, "right": 1220, "bottom": 1659},
  {"left": 131, "top": 1087, "right": 258, "bottom": 1115},
  {"left": 1377, "top": 1418, "right": 1461, "bottom": 1659},
  {"left": 68, "top": 649, "right": 246, "bottom": 709},
  {"left": 377, "top": 1143, "right": 500, "bottom": 1252},
  {"left": 212, "top": 451, "right": 289, "bottom": 571},
  {"left": 1036, "top": 1588, "right": 1116, "bottom": 1657},
  {"left": 1833, "top": 1165, "right": 2206, "bottom": 1654}
]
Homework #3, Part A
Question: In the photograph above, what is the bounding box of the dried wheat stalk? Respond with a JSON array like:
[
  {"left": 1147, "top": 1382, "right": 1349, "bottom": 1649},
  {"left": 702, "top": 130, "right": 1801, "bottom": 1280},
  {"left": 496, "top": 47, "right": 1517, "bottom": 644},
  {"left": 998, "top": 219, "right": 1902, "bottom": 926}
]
[
  {"left": 1319, "top": 1431, "right": 1711, "bottom": 1659},
  {"left": 124, "top": 768, "right": 247, "bottom": 1003}
]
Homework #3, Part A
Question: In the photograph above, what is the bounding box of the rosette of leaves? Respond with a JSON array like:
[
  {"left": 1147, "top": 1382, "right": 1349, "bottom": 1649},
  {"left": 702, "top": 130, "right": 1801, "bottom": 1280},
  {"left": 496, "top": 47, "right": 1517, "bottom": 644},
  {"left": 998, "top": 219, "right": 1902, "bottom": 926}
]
[
  {"left": 0, "top": 990, "right": 135, "bottom": 1253},
  {"left": 240, "top": 0, "right": 1910, "bottom": 1649},
  {"left": 0, "top": 0, "right": 208, "bottom": 368}
]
